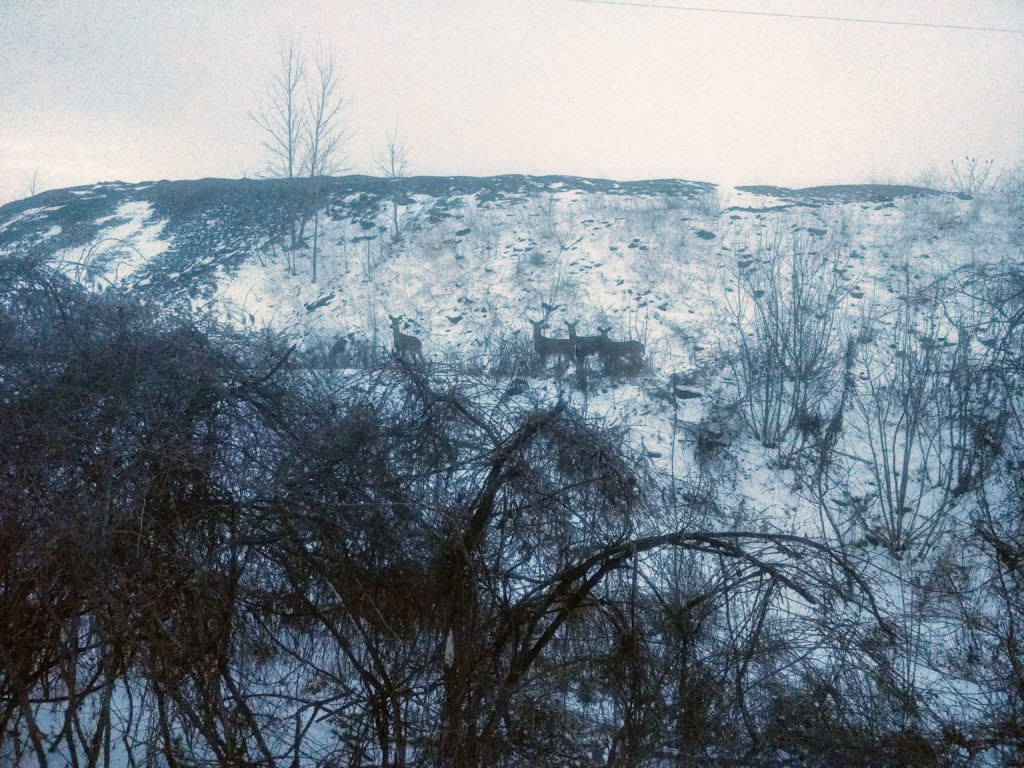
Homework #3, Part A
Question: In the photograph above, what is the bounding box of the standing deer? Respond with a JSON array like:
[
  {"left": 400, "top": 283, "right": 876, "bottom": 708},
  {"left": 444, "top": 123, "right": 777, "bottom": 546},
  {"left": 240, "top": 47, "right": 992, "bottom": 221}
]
[
  {"left": 527, "top": 308, "right": 574, "bottom": 368},
  {"left": 596, "top": 326, "right": 645, "bottom": 370},
  {"left": 566, "top": 321, "right": 607, "bottom": 362},
  {"left": 388, "top": 314, "right": 424, "bottom": 363}
]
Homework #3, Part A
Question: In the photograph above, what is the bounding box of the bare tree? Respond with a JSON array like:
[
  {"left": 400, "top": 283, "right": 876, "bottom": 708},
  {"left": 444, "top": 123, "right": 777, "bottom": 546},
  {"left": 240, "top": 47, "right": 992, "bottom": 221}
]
[
  {"left": 251, "top": 36, "right": 350, "bottom": 283},
  {"left": 251, "top": 34, "right": 309, "bottom": 272},
  {"left": 250, "top": 35, "right": 306, "bottom": 180},
  {"left": 304, "top": 43, "right": 348, "bottom": 283},
  {"left": 304, "top": 43, "right": 349, "bottom": 178},
  {"left": 22, "top": 168, "right": 40, "bottom": 198},
  {"left": 250, "top": 38, "right": 348, "bottom": 180},
  {"left": 373, "top": 120, "right": 410, "bottom": 240}
]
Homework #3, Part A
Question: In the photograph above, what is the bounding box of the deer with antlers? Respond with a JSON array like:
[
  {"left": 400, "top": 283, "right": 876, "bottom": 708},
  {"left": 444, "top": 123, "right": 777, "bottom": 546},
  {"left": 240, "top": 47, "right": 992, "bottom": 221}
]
[{"left": 388, "top": 314, "right": 424, "bottom": 363}]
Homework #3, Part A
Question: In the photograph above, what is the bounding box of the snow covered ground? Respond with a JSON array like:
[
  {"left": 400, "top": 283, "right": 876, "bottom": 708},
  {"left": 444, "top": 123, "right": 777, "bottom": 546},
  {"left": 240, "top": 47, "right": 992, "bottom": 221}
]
[
  {"left": 0, "top": 175, "right": 1012, "bottom": 528},
  {"left": 1, "top": 174, "right": 1020, "bottom": 764}
]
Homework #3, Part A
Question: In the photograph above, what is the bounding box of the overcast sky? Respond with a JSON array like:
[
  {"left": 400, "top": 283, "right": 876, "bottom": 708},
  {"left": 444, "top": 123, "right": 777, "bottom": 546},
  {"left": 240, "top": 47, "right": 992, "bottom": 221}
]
[{"left": 2, "top": 0, "right": 1022, "bottom": 203}]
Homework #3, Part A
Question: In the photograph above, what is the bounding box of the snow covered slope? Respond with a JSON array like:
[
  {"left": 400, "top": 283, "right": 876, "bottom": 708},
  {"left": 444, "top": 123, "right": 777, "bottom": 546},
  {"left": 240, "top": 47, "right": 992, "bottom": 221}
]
[
  {"left": 3, "top": 174, "right": 1023, "bottom": 754},
  {"left": 1, "top": 173, "right": 1012, "bottom": 460},
  {"left": 4, "top": 173, "right": 1014, "bottom": 510},
  {"left": 0, "top": 175, "right": 986, "bottom": 356}
]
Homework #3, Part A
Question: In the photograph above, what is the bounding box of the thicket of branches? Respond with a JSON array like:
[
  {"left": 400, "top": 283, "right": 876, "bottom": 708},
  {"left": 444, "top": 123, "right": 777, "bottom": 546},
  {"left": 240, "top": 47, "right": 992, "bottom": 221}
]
[
  {"left": 1, "top": 249, "right": 1021, "bottom": 767},
  {"left": 720, "top": 223, "right": 1024, "bottom": 764}
]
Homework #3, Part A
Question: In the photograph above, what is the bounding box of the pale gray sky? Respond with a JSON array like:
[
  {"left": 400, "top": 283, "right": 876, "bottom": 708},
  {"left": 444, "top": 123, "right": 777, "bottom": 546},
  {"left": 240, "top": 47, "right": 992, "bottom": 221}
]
[{"left": 2, "top": 0, "right": 1022, "bottom": 203}]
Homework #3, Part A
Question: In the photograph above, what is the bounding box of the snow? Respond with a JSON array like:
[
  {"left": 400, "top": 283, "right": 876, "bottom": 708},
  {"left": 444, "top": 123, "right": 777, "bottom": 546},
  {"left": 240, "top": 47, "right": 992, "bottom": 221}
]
[
  {"left": 0, "top": 204, "right": 64, "bottom": 234},
  {"left": 51, "top": 200, "right": 169, "bottom": 288},
  {"left": 1, "top": 176, "right": 1020, "bottom": 761}
]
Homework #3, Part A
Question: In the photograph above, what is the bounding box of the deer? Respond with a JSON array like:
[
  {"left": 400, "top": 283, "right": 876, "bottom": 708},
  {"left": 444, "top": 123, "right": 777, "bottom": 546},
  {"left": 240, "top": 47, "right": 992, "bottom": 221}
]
[
  {"left": 596, "top": 326, "right": 645, "bottom": 370},
  {"left": 566, "top": 321, "right": 607, "bottom": 362},
  {"left": 327, "top": 335, "right": 347, "bottom": 367},
  {"left": 526, "top": 307, "right": 575, "bottom": 368},
  {"left": 388, "top": 314, "right": 424, "bottom": 363}
]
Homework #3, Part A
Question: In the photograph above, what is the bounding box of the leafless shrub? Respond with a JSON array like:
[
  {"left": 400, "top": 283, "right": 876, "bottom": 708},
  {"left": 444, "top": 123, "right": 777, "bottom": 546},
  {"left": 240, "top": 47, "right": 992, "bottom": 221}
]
[
  {"left": 844, "top": 267, "right": 1006, "bottom": 560},
  {"left": 723, "top": 220, "right": 850, "bottom": 453},
  {"left": 483, "top": 328, "right": 536, "bottom": 378},
  {"left": 947, "top": 156, "right": 995, "bottom": 196}
]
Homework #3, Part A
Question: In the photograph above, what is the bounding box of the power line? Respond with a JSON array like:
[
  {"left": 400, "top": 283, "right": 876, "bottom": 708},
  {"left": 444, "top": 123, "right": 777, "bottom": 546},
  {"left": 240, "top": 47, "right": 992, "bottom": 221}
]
[{"left": 569, "top": 0, "right": 1024, "bottom": 35}]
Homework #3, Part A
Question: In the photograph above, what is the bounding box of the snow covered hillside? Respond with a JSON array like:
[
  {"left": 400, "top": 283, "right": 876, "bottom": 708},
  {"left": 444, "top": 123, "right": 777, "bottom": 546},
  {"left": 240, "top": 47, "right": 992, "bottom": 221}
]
[
  {"left": 1, "top": 174, "right": 1017, "bottom": 519},
  {"left": 0, "top": 174, "right": 1012, "bottom": 463},
  {"left": 2, "top": 174, "right": 1023, "bottom": 765},
  {"left": 3, "top": 171, "right": 1018, "bottom": 488},
  {"left": 1, "top": 177, "right": 999, "bottom": 353}
]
